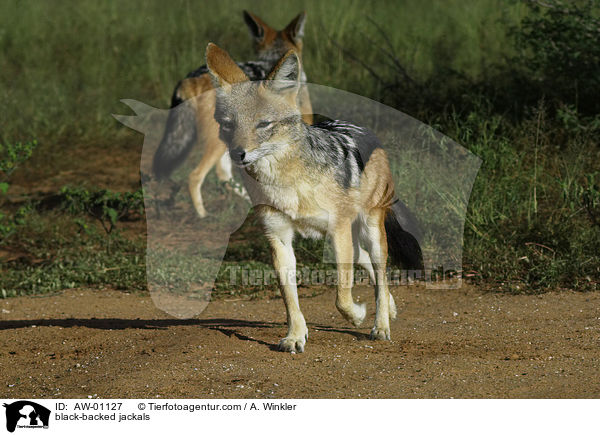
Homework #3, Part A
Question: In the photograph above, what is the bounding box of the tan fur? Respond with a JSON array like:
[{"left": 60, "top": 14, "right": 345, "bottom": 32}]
[
  {"left": 206, "top": 44, "right": 249, "bottom": 86},
  {"left": 245, "top": 11, "right": 278, "bottom": 52},
  {"left": 176, "top": 13, "right": 312, "bottom": 218},
  {"left": 207, "top": 45, "right": 398, "bottom": 352},
  {"left": 246, "top": 11, "right": 304, "bottom": 54}
]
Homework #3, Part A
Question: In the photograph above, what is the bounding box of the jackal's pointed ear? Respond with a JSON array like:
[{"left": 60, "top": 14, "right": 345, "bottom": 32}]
[
  {"left": 243, "top": 10, "right": 271, "bottom": 43},
  {"left": 206, "top": 43, "right": 248, "bottom": 89},
  {"left": 284, "top": 12, "right": 306, "bottom": 44},
  {"left": 266, "top": 50, "right": 300, "bottom": 95}
]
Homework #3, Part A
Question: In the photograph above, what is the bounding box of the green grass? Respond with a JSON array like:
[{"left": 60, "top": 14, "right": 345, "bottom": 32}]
[
  {"left": 451, "top": 103, "right": 600, "bottom": 291},
  {"left": 1, "top": 0, "right": 599, "bottom": 297},
  {"left": 0, "top": 0, "right": 523, "bottom": 146},
  {"left": 0, "top": 211, "right": 146, "bottom": 296}
]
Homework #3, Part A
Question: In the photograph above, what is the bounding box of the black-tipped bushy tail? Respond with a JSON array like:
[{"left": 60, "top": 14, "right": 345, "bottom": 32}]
[
  {"left": 152, "top": 83, "right": 198, "bottom": 179},
  {"left": 385, "top": 199, "right": 424, "bottom": 270}
]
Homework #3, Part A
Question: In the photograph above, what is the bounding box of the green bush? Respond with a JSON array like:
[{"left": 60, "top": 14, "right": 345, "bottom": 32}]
[
  {"left": 513, "top": 0, "right": 600, "bottom": 114},
  {"left": 60, "top": 186, "right": 144, "bottom": 252}
]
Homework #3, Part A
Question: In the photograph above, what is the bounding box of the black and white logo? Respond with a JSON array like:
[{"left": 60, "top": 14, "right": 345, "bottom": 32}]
[{"left": 3, "top": 401, "right": 50, "bottom": 433}]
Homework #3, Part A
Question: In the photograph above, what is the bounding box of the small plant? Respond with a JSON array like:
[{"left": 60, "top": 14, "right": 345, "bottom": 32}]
[
  {"left": 574, "top": 172, "right": 600, "bottom": 231},
  {"left": 60, "top": 187, "right": 144, "bottom": 253},
  {"left": 0, "top": 139, "right": 38, "bottom": 239}
]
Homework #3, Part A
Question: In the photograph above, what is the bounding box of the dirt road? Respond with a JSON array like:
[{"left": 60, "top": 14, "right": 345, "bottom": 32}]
[{"left": 1, "top": 285, "right": 599, "bottom": 398}]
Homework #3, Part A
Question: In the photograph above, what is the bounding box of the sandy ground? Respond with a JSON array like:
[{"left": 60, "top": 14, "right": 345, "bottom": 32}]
[{"left": 1, "top": 285, "right": 599, "bottom": 398}]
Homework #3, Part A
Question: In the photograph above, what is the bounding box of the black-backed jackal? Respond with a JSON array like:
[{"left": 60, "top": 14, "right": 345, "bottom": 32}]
[
  {"left": 152, "top": 11, "right": 312, "bottom": 218},
  {"left": 206, "top": 43, "right": 423, "bottom": 353}
]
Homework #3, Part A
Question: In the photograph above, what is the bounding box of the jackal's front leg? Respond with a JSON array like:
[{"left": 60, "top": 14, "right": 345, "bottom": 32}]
[
  {"left": 333, "top": 220, "right": 367, "bottom": 327},
  {"left": 266, "top": 221, "right": 308, "bottom": 353},
  {"left": 187, "top": 138, "right": 226, "bottom": 218}
]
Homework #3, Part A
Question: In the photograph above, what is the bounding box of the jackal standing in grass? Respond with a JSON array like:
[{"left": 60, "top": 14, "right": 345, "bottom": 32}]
[
  {"left": 206, "top": 43, "right": 423, "bottom": 353},
  {"left": 153, "top": 11, "right": 312, "bottom": 218}
]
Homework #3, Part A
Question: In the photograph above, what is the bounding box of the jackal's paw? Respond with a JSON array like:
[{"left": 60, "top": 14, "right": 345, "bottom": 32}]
[
  {"left": 389, "top": 294, "right": 397, "bottom": 321},
  {"left": 370, "top": 326, "right": 391, "bottom": 341},
  {"left": 337, "top": 302, "right": 367, "bottom": 327},
  {"left": 194, "top": 207, "right": 208, "bottom": 219},
  {"left": 278, "top": 333, "right": 307, "bottom": 353}
]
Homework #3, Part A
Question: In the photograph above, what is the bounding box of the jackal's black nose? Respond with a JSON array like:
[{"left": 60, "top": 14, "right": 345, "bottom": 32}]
[{"left": 230, "top": 148, "right": 246, "bottom": 164}]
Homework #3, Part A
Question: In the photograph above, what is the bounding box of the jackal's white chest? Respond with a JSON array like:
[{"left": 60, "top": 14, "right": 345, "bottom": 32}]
[
  {"left": 248, "top": 157, "right": 333, "bottom": 238},
  {"left": 254, "top": 181, "right": 329, "bottom": 239}
]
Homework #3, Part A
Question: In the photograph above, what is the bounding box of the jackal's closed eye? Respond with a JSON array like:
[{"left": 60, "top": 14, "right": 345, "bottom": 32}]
[
  {"left": 256, "top": 120, "right": 273, "bottom": 129},
  {"left": 220, "top": 119, "right": 234, "bottom": 131}
]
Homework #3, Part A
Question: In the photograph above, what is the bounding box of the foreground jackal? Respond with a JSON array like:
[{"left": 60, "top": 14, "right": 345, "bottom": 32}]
[
  {"left": 206, "top": 43, "right": 423, "bottom": 352},
  {"left": 153, "top": 11, "right": 312, "bottom": 218}
]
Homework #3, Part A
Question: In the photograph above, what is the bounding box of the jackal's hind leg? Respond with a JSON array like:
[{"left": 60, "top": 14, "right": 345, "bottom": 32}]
[
  {"left": 334, "top": 220, "right": 366, "bottom": 327},
  {"left": 215, "top": 151, "right": 233, "bottom": 182},
  {"left": 353, "top": 221, "right": 397, "bottom": 321},
  {"left": 187, "top": 138, "right": 226, "bottom": 218},
  {"left": 364, "top": 208, "right": 392, "bottom": 340}
]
